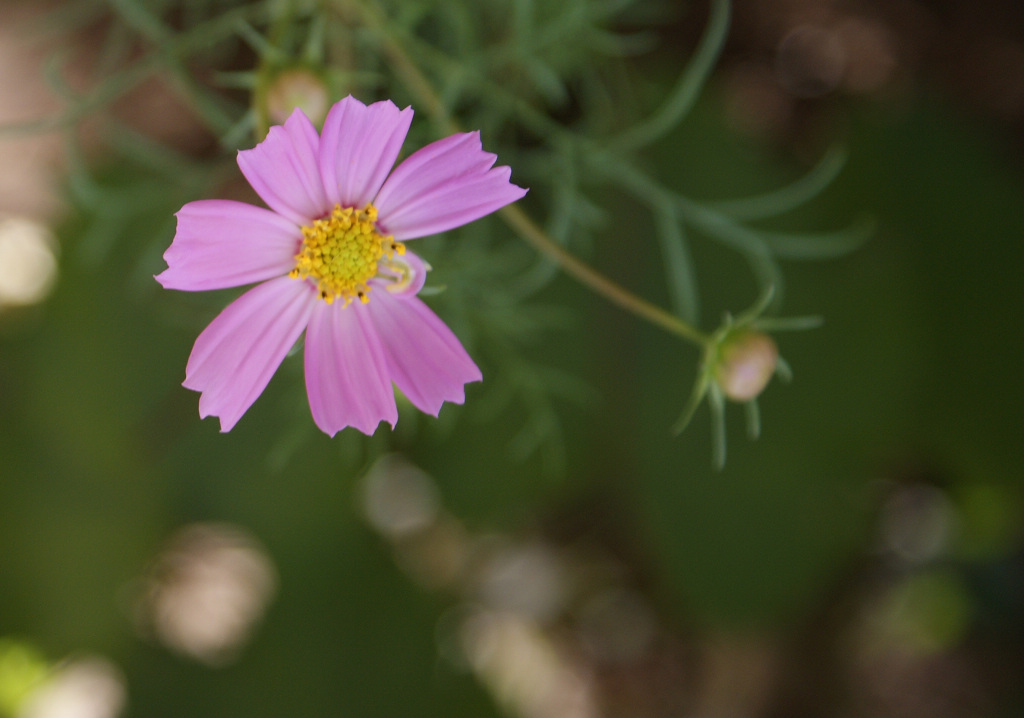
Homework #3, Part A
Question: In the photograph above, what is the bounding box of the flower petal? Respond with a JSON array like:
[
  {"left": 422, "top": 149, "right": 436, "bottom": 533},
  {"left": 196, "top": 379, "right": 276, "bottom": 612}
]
[
  {"left": 365, "top": 291, "right": 482, "bottom": 416},
  {"left": 304, "top": 300, "right": 398, "bottom": 436},
  {"left": 156, "top": 200, "right": 300, "bottom": 291},
  {"left": 184, "top": 276, "right": 315, "bottom": 431},
  {"left": 374, "top": 131, "right": 527, "bottom": 240},
  {"left": 318, "top": 95, "right": 414, "bottom": 210},
  {"left": 237, "top": 108, "right": 329, "bottom": 225}
]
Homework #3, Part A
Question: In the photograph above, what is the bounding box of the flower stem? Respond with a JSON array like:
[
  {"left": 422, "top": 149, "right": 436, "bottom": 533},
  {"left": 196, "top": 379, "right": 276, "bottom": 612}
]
[
  {"left": 497, "top": 204, "right": 709, "bottom": 345},
  {"left": 339, "top": 0, "right": 710, "bottom": 347}
]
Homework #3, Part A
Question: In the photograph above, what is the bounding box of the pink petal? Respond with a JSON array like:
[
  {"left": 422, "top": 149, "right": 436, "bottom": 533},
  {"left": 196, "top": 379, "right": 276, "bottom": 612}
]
[
  {"left": 374, "top": 131, "right": 527, "bottom": 240},
  {"left": 184, "top": 276, "right": 315, "bottom": 432},
  {"left": 156, "top": 200, "right": 300, "bottom": 291},
  {"left": 237, "top": 108, "right": 329, "bottom": 225},
  {"left": 365, "top": 291, "right": 482, "bottom": 416},
  {"left": 303, "top": 301, "right": 398, "bottom": 436},
  {"left": 318, "top": 96, "right": 414, "bottom": 210}
]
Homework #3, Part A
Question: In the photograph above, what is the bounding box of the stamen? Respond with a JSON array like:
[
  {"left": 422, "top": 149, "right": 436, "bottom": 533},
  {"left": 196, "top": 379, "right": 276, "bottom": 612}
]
[{"left": 289, "top": 203, "right": 405, "bottom": 306}]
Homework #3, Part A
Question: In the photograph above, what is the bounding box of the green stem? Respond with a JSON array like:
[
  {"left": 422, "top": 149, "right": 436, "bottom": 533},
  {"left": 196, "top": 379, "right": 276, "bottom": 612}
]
[
  {"left": 498, "top": 204, "right": 709, "bottom": 345},
  {"left": 336, "top": 0, "right": 710, "bottom": 347}
]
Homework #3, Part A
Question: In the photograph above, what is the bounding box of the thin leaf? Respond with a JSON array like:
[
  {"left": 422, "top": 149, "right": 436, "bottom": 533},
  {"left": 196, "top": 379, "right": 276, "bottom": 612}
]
[
  {"left": 755, "top": 315, "right": 824, "bottom": 332},
  {"left": 735, "top": 284, "right": 775, "bottom": 325},
  {"left": 775, "top": 356, "right": 793, "bottom": 382},
  {"left": 761, "top": 218, "right": 874, "bottom": 259},
  {"left": 609, "top": 0, "right": 731, "bottom": 151},
  {"left": 672, "top": 370, "right": 710, "bottom": 435},
  {"left": 683, "top": 200, "right": 784, "bottom": 304},
  {"left": 744, "top": 399, "right": 761, "bottom": 440},
  {"left": 234, "top": 18, "right": 288, "bottom": 62},
  {"left": 709, "top": 147, "right": 848, "bottom": 220},
  {"left": 655, "top": 203, "right": 700, "bottom": 323},
  {"left": 709, "top": 384, "right": 727, "bottom": 470}
]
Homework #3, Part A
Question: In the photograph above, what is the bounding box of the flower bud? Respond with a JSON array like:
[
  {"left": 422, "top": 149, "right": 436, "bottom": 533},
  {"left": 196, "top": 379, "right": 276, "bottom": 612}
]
[
  {"left": 712, "top": 330, "right": 779, "bottom": 401},
  {"left": 265, "top": 68, "right": 329, "bottom": 126}
]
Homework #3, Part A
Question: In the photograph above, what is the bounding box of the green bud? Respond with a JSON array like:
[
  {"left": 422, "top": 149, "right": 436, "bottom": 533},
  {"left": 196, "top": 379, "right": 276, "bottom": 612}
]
[
  {"left": 265, "top": 68, "right": 329, "bottom": 126},
  {"left": 712, "top": 330, "right": 779, "bottom": 402}
]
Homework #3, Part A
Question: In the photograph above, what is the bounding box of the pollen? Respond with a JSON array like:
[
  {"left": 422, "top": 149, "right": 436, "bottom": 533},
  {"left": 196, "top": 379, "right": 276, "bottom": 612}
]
[{"left": 289, "top": 203, "right": 405, "bottom": 305}]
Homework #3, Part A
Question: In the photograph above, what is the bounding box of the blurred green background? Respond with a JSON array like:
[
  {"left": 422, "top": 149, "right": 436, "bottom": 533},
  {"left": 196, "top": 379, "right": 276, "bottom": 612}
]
[{"left": 1, "top": 0, "right": 1022, "bottom": 717}]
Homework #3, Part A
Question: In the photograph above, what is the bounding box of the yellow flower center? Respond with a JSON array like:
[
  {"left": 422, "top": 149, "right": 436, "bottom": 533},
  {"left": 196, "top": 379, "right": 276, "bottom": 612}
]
[{"left": 289, "top": 203, "right": 405, "bottom": 305}]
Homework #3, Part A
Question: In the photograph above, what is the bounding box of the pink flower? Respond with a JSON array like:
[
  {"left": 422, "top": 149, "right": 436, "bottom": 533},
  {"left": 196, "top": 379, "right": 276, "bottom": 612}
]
[{"left": 156, "top": 96, "right": 527, "bottom": 435}]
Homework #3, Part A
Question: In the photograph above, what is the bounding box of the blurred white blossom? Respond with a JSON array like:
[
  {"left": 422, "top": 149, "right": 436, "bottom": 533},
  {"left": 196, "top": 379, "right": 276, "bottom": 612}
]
[
  {"left": 0, "top": 215, "right": 58, "bottom": 309},
  {"left": 16, "top": 658, "right": 125, "bottom": 718},
  {"left": 137, "top": 523, "right": 277, "bottom": 667}
]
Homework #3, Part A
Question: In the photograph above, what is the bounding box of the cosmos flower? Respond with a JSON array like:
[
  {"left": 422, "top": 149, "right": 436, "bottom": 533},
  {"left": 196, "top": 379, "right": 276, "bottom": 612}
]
[{"left": 156, "top": 95, "right": 526, "bottom": 435}]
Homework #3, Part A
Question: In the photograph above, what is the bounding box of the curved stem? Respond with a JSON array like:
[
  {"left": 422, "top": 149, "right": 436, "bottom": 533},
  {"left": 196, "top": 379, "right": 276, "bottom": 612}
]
[
  {"left": 498, "top": 204, "right": 709, "bottom": 345},
  {"left": 339, "top": 0, "right": 710, "bottom": 347}
]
